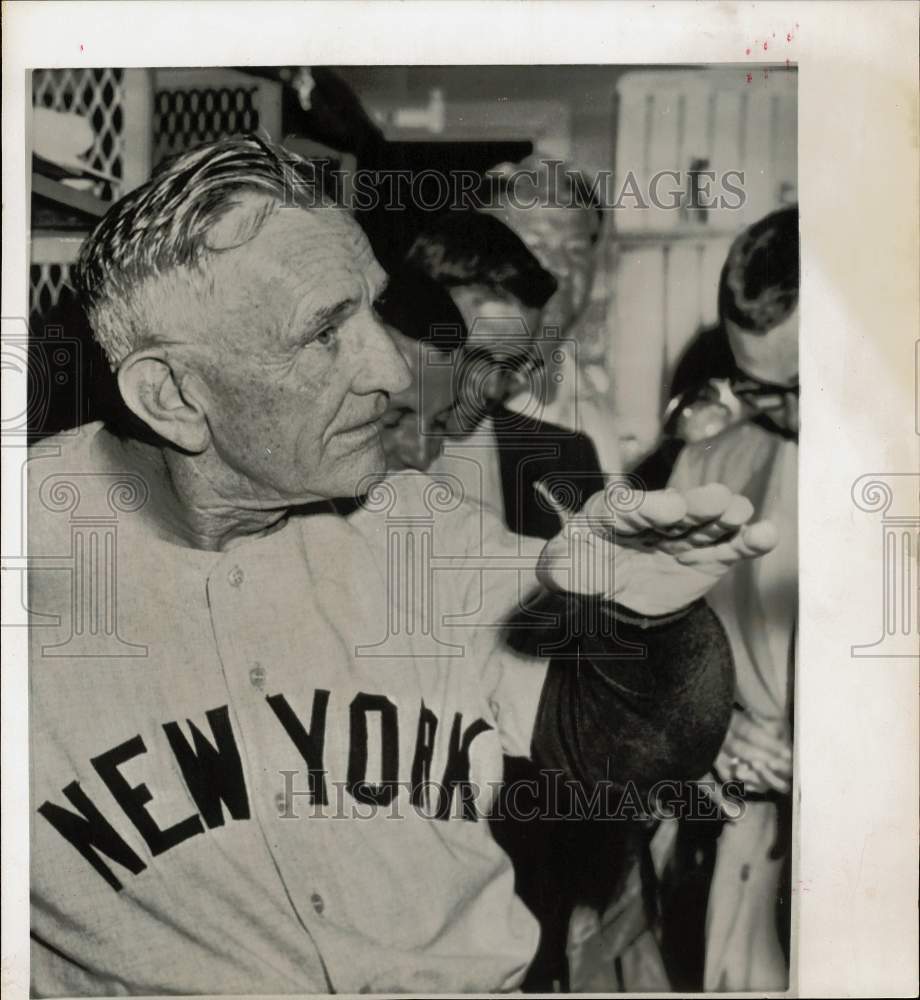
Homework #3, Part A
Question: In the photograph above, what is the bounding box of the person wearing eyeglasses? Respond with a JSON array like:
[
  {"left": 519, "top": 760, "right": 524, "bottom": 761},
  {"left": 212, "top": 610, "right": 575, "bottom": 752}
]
[
  {"left": 403, "top": 209, "right": 606, "bottom": 543},
  {"left": 373, "top": 266, "right": 469, "bottom": 474},
  {"left": 660, "top": 206, "right": 799, "bottom": 992}
]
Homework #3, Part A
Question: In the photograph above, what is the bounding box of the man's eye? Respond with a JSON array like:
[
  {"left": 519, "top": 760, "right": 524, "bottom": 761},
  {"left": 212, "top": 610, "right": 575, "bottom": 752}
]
[{"left": 315, "top": 326, "right": 337, "bottom": 346}]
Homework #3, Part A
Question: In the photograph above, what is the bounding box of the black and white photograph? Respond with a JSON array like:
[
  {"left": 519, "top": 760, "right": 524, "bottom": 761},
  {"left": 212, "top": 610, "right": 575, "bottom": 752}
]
[{"left": 2, "top": 4, "right": 917, "bottom": 999}]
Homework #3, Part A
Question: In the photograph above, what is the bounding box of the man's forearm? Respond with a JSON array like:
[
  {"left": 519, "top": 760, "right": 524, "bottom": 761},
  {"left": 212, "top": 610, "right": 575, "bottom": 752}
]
[{"left": 530, "top": 596, "right": 735, "bottom": 790}]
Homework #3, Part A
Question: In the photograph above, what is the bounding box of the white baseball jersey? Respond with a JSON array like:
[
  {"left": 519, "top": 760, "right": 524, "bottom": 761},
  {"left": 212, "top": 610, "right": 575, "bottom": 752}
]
[{"left": 29, "top": 423, "right": 553, "bottom": 996}]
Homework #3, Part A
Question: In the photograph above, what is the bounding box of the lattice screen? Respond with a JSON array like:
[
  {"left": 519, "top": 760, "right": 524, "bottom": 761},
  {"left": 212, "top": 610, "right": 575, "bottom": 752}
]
[
  {"left": 32, "top": 68, "right": 126, "bottom": 202},
  {"left": 30, "top": 263, "right": 75, "bottom": 326},
  {"left": 153, "top": 85, "right": 261, "bottom": 164}
]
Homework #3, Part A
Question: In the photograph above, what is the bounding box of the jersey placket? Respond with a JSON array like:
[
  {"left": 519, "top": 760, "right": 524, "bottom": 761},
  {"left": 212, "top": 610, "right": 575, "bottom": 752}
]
[{"left": 205, "top": 538, "right": 335, "bottom": 991}]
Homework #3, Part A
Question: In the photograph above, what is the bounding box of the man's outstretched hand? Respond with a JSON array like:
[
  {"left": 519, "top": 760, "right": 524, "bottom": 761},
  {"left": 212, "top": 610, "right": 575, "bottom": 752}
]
[{"left": 536, "top": 483, "right": 778, "bottom": 617}]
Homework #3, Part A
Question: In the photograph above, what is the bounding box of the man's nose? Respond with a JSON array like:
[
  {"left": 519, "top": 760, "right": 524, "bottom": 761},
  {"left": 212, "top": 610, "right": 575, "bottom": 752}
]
[
  {"left": 356, "top": 313, "right": 413, "bottom": 396},
  {"left": 388, "top": 346, "right": 422, "bottom": 412}
]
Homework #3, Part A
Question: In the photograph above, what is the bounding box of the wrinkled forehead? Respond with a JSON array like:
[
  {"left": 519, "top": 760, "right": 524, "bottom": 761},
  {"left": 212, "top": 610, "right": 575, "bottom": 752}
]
[
  {"left": 195, "top": 201, "right": 383, "bottom": 346},
  {"left": 212, "top": 198, "right": 379, "bottom": 289}
]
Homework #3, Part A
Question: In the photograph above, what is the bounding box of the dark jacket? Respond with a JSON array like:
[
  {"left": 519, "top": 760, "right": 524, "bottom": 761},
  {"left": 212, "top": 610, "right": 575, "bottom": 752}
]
[{"left": 491, "top": 405, "right": 606, "bottom": 540}]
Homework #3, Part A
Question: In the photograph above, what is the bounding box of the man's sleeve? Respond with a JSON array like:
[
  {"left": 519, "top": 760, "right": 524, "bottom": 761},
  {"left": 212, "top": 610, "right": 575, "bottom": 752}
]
[
  {"left": 443, "top": 479, "right": 735, "bottom": 785},
  {"left": 529, "top": 596, "right": 735, "bottom": 789}
]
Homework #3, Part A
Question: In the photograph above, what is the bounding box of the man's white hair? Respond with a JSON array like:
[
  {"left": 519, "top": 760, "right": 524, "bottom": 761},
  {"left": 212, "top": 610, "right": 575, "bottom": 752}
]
[{"left": 74, "top": 134, "right": 329, "bottom": 368}]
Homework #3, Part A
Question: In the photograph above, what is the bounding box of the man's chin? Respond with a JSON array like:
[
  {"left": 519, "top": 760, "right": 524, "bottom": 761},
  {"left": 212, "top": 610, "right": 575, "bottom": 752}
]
[{"left": 332, "top": 440, "right": 390, "bottom": 498}]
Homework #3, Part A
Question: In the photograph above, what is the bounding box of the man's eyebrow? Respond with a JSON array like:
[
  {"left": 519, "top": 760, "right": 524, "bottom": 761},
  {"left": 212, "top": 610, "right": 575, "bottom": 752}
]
[
  {"left": 312, "top": 297, "right": 358, "bottom": 324},
  {"left": 285, "top": 294, "right": 358, "bottom": 342}
]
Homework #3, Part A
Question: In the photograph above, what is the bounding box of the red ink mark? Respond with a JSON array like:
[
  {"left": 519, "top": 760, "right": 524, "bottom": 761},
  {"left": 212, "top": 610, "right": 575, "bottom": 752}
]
[
  {"left": 787, "top": 32, "right": 793, "bottom": 42},
  {"left": 745, "top": 48, "right": 751, "bottom": 55},
  {"left": 763, "top": 69, "right": 770, "bottom": 80},
  {"left": 746, "top": 72, "right": 753, "bottom": 84},
  {"left": 80, "top": 43, "right": 84, "bottom": 52},
  {"left": 763, "top": 41, "right": 769, "bottom": 50},
  {"left": 785, "top": 58, "right": 790, "bottom": 68}
]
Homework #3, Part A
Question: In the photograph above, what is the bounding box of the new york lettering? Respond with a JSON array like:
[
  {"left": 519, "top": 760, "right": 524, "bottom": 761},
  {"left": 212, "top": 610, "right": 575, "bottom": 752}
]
[{"left": 38, "top": 691, "right": 492, "bottom": 890}]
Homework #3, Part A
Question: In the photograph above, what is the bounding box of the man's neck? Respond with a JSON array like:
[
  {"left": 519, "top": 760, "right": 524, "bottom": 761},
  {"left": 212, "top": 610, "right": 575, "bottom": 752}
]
[{"left": 105, "top": 432, "right": 292, "bottom": 552}]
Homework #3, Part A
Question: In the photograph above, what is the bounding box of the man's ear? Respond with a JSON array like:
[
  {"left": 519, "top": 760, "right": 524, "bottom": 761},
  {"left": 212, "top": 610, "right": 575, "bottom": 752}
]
[{"left": 116, "top": 349, "right": 211, "bottom": 453}]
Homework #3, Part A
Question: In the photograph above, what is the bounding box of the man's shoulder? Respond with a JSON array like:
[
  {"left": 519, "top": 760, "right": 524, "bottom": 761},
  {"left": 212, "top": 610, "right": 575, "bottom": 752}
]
[
  {"left": 27, "top": 423, "right": 108, "bottom": 512},
  {"left": 28, "top": 421, "right": 107, "bottom": 467}
]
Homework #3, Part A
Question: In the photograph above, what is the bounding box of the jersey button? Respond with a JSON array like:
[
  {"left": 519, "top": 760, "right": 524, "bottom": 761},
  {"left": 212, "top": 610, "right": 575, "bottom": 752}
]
[
  {"left": 310, "top": 892, "right": 325, "bottom": 915},
  {"left": 249, "top": 663, "right": 266, "bottom": 689},
  {"left": 228, "top": 566, "right": 245, "bottom": 587}
]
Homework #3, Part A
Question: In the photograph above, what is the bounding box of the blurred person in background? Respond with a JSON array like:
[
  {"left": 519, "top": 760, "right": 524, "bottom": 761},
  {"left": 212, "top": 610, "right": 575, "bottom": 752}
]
[
  {"left": 405, "top": 208, "right": 606, "bottom": 541},
  {"left": 374, "top": 266, "right": 469, "bottom": 473},
  {"left": 477, "top": 157, "right": 622, "bottom": 475}
]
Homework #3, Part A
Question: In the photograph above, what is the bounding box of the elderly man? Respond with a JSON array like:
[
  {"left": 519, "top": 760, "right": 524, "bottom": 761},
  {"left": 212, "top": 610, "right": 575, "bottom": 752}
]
[{"left": 29, "top": 136, "right": 775, "bottom": 997}]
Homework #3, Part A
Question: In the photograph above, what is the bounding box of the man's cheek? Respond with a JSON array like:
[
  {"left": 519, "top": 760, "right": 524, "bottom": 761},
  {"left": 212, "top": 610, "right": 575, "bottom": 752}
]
[{"left": 219, "top": 384, "right": 284, "bottom": 454}]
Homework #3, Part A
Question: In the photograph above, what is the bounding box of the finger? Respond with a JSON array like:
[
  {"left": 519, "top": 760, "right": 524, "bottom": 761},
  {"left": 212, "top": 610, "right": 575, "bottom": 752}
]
[
  {"left": 723, "top": 737, "right": 773, "bottom": 769},
  {"left": 730, "top": 717, "right": 793, "bottom": 760},
  {"left": 748, "top": 760, "right": 792, "bottom": 795},
  {"left": 649, "top": 484, "right": 735, "bottom": 543},
  {"left": 725, "top": 736, "right": 792, "bottom": 777},
  {"left": 585, "top": 487, "right": 687, "bottom": 539},
  {"left": 682, "top": 483, "right": 736, "bottom": 523},
  {"left": 732, "top": 761, "right": 770, "bottom": 794},
  {"left": 637, "top": 489, "right": 756, "bottom": 553},
  {"left": 658, "top": 493, "right": 757, "bottom": 553},
  {"left": 674, "top": 520, "right": 779, "bottom": 568},
  {"left": 713, "top": 753, "right": 741, "bottom": 787},
  {"left": 680, "top": 492, "right": 755, "bottom": 543}
]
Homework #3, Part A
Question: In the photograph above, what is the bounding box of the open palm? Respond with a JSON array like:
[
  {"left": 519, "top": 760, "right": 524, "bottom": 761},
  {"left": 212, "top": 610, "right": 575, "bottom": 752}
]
[{"left": 536, "top": 483, "right": 778, "bottom": 617}]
